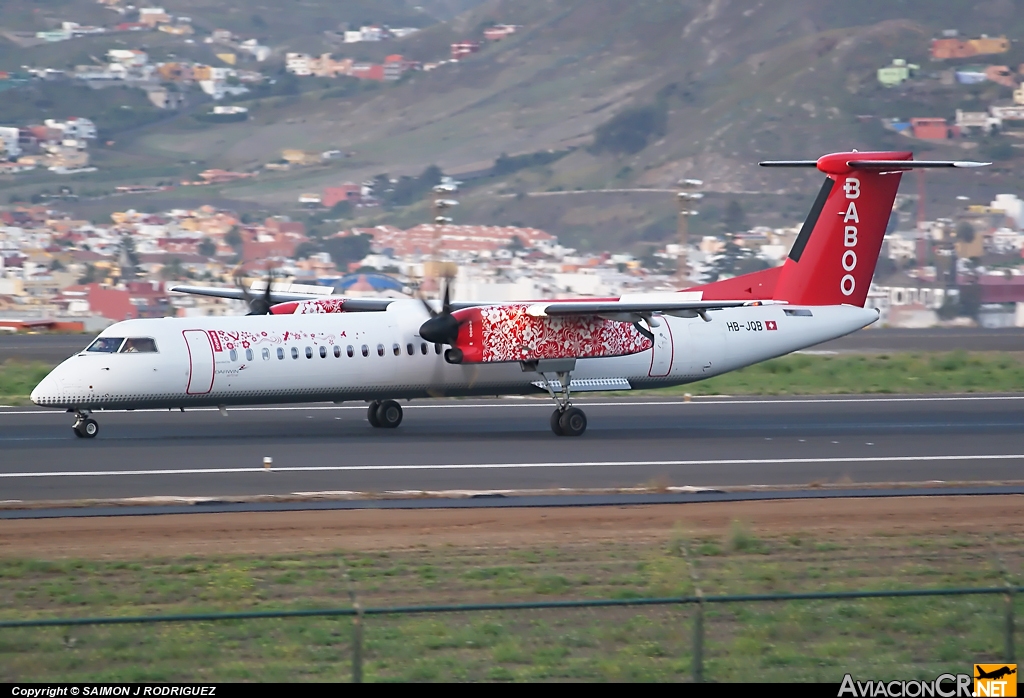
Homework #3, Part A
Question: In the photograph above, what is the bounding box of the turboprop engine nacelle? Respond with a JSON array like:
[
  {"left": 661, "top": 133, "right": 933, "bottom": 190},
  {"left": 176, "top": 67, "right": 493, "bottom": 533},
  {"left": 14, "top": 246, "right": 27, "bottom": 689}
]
[{"left": 444, "top": 304, "right": 653, "bottom": 364}]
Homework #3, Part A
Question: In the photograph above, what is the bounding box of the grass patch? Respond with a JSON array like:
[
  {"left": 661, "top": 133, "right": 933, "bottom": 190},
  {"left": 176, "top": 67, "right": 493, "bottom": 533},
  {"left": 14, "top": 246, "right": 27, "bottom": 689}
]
[
  {"left": 1, "top": 526, "right": 1021, "bottom": 682},
  {"left": 0, "top": 361, "right": 53, "bottom": 405},
  {"left": 660, "top": 351, "right": 1024, "bottom": 396}
]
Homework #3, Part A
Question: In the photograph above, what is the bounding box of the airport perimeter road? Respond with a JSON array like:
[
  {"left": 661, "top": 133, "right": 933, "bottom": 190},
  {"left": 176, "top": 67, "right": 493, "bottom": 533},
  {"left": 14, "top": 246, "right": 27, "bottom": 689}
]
[
  {"left": 2, "top": 328, "right": 1023, "bottom": 364},
  {"left": 2, "top": 395, "right": 1024, "bottom": 501}
]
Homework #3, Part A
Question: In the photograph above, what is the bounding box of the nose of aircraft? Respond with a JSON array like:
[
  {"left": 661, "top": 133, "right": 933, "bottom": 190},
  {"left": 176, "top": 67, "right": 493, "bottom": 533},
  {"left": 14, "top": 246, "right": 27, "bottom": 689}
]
[{"left": 30, "top": 373, "right": 61, "bottom": 406}]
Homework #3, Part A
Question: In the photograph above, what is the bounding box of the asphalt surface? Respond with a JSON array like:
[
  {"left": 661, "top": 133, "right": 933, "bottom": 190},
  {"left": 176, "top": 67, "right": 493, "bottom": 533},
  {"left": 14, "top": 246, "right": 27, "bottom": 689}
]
[
  {"left": 2, "top": 328, "right": 1022, "bottom": 364},
  {"left": 2, "top": 395, "right": 1024, "bottom": 501}
]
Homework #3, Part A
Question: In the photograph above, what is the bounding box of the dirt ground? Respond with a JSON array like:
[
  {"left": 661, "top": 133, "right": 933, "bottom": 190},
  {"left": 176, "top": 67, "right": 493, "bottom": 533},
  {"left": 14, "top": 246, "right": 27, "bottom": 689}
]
[{"left": 2, "top": 495, "right": 1022, "bottom": 559}]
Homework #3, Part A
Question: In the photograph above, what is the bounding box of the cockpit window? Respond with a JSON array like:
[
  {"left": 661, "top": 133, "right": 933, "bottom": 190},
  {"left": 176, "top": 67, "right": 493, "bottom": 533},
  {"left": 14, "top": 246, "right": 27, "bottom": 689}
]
[
  {"left": 86, "top": 337, "right": 125, "bottom": 353},
  {"left": 119, "top": 338, "right": 158, "bottom": 353}
]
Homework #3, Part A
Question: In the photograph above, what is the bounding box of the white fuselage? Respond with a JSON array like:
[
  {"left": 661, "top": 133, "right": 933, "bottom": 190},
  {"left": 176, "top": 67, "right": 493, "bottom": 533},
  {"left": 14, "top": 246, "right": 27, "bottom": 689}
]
[{"left": 30, "top": 300, "right": 878, "bottom": 410}]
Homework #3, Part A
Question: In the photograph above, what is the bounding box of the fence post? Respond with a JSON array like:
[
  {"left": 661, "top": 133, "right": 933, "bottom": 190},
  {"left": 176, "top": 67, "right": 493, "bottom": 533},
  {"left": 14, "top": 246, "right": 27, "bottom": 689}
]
[
  {"left": 693, "top": 593, "right": 705, "bottom": 683},
  {"left": 352, "top": 600, "right": 364, "bottom": 683},
  {"left": 1006, "top": 590, "right": 1015, "bottom": 663}
]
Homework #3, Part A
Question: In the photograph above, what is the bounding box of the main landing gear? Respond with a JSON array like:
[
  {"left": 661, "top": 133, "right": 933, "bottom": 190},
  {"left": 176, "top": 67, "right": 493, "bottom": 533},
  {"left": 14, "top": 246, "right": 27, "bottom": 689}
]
[
  {"left": 71, "top": 410, "right": 99, "bottom": 439},
  {"left": 367, "top": 400, "right": 403, "bottom": 429},
  {"left": 524, "top": 358, "right": 587, "bottom": 437}
]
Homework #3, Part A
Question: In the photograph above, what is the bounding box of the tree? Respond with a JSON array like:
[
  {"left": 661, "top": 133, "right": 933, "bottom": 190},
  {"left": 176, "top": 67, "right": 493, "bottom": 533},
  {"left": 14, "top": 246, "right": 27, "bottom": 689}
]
[
  {"left": 294, "top": 241, "right": 320, "bottom": 259},
  {"left": 722, "top": 200, "right": 747, "bottom": 234},
  {"left": 225, "top": 226, "right": 243, "bottom": 252},
  {"left": 322, "top": 234, "right": 372, "bottom": 267},
  {"left": 197, "top": 238, "right": 217, "bottom": 257},
  {"left": 78, "top": 263, "right": 98, "bottom": 284},
  {"left": 955, "top": 221, "right": 976, "bottom": 244},
  {"left": 160, "top": 257, "right": 184, "bottom": 280},
  {"left": 590, "top": 99, "right": 669, "bottom": 155}
]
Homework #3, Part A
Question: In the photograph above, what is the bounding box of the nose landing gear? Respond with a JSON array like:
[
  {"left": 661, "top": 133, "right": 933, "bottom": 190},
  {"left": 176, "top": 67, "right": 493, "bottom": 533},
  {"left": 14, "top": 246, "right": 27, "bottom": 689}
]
[{"left": 72, "top": 410, "right": 99, "bottom": 439}]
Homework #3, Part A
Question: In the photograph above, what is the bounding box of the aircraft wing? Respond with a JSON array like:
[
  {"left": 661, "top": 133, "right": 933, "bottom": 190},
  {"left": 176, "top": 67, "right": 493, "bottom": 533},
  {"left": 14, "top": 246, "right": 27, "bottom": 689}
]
[
  {"left": 524, "top": 298, "right": 755, "bottom": 318},
  {"left": 168, "top": 284, "right": 319, "bottom": 303}
]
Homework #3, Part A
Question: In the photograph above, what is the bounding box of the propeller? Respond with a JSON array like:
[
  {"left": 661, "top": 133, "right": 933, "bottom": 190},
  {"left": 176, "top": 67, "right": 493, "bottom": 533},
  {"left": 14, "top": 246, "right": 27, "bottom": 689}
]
[
  {"left": 234, "top": 263, "right": 275, "bottom": 316},
  {"left": 417, "top": 275, "right": 463, "bottom": 346}
]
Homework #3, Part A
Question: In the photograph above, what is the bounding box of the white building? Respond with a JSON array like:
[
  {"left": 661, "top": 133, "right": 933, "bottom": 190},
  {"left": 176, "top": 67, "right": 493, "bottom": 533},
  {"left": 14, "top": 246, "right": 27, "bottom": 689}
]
[
  {"left": 991, "top": 194, "right": 1024, "bottom": 229},
  {"left": 0, "top": 126, "right": 21, "bottom": 159},
  {"left": 107, "top": 49, "right": 148, "bottom": 67},
  {"left": 285, "top": 53, "right": 312, "bottom": 76}
]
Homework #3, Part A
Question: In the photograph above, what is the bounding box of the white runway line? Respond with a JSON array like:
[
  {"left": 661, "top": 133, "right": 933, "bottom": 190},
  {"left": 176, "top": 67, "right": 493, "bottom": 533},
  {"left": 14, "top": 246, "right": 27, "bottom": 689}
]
[
  {"left": 3, "top": 394, "right": 1024, "bottom": 417},
  {"left": 3, "top": 453, "right": 1024, "bottom": 478}
]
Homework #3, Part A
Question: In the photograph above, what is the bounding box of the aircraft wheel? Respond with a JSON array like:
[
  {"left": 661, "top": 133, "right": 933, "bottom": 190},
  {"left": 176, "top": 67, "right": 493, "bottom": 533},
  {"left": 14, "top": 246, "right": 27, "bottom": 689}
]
[
  {"left": 376, "top": 400, "right": 403, "bottom": 429},
  {"left": 550, "top": 409, "right": 565, "bottom": 436},
  {"left": 78, "top": 419, "right": 99, "bottom": 439},
  {"left": 367, "top": 401, "right": 381, "bottom": 427},
  {"left": 72, "top": 424, "right": 85, "bottom": 438},
  {"left": 558, "top": 407, "right": 587, "bottom": 437}
]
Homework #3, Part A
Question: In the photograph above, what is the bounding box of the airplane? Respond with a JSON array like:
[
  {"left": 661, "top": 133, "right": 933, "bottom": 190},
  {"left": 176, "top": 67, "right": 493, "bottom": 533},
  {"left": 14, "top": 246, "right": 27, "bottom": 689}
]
[
  {"left": 975, "top": 666, "right": 1016, "bottom": 681},
  {"left": 30, "top": 150, "right": 986, "bottom": 439}
]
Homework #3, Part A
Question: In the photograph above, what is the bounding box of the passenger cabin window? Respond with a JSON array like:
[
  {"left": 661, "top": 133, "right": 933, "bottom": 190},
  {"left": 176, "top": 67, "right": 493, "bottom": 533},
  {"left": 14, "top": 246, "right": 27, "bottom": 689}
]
[
  {"left": 333, "top": 345, "right": 341, "bottom": 358},
  {"left": 305, "top": 346, "right": 313, "bottom": 359},
  {"left": 434, "top": 343, "right": 442, "bottom": 355},
  {"left": 347, "top": 345, "right": 354, "bottom": 358},
  {"left": 291, "top": 347, "right": 299, "bottom": 359},
  {"left": 393, "top": 343, "right": 401, "bottom": 357},
  {"left": 361, "top": 344, "right": 369, "bottom": 357},
  {"left": 119, "top": 337, "right": 158, "bottom": 353},
  {"left": 407, "top": 343, "right": 414, "bottom": 356},
  {"left": 87, "top": 337, "right": 125, "bottom": 353},
  {"left": 421, "top": 343, "right": 428, "bottom": 355},
  {"left": 262, "top": 348, "right": 271, "bottom": 361},
  {"left": 320, "top": 346, "right": 327, "bottom": 358},
  {"left": 377, "top": 343, "right": 385, "bottom": 357},
  {"left": 245, "top": 348, "right": 254, "bottom": 362},
  {"left": 229, "top": 349, "right": 238, "bottom": 362},
  {"left": 277, "top": 348, "right": 285, "bottom": 360}
]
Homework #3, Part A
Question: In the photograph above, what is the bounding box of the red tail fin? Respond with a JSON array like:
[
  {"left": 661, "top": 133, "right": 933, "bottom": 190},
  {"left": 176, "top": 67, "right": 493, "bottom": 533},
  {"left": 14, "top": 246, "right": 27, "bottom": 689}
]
[
  {"left": 771, "top": 151, "right": 909, "bottom": 307},
  {"left": 688, "top": 152, "right": 987, "bottom": 305}
]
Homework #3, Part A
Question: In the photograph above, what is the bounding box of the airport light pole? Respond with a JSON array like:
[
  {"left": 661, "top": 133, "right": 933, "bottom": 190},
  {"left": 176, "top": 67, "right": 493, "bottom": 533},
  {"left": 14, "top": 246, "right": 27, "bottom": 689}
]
[
  {"left": 676, "top": 179, "right": 704, "bottom": 287},
  {"left": 429, "top": 183, "right": 458, "bottom": 287}
]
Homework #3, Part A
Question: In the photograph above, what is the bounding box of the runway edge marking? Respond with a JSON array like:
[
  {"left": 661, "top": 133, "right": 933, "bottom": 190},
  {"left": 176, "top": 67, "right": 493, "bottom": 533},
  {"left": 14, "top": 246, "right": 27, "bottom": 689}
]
[{"left": 4, "top": 453, "right": 1024, "bottom": 478}]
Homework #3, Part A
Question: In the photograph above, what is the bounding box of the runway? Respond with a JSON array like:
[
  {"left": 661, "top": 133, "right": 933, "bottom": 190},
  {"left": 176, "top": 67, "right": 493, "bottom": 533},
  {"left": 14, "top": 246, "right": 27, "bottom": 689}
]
[{"left": 2, "top": 395, "right": 1024, "bottom": 502}]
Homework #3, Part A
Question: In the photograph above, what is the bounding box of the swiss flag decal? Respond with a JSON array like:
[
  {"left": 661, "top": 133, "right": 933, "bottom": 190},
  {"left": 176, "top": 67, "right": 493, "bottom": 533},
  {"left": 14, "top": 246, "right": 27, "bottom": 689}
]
[{"left": 766, "top": 320, "right": 778, "bottom": 331}]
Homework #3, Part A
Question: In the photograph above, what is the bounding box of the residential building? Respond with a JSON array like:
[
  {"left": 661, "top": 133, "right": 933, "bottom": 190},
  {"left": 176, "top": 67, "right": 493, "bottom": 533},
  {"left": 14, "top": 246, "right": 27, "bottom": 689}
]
[
  {"left": 350, "top": 63, "right": 384, "bottom": 81},
  {"left": 931, "top": 35, "right": 1010, "bottom": 60},
  {"left": 323, "top": 184, "right": 362, "bottom": 208},
  {"left": 451, "top": 41, "right": 480, "bottom": 60},
  {"left": 0, "top": 127, "right": 21, "bottom": 159},
  {"left": 484, "top": 24, "right": 518, "bottom": 41},
  {"left": 877, "top": 58, "right": 919, "bottom": 87},
  {"left": 955, "top": 109, "right": 998, "bottom": 134},
  {"left": 146, "top": 87, "right": 186, "bottom": 109},
  {"left": 138, "top": 8, "right": 171, "bottom": 26},
  {"left": 986, "top": 65, "right": 1016, "bottom": 88},
  {"left": 238, "top": 39, "right": 271, "bottom": 62},
  {"left": 383, "top": 55, "right": 410, "bottom": 81},
  {"left": 107, "top": 49, "right": 148, "bottom": 67},
  {"left": 910, "top": 117, "right": 950, "bottom": 140}
]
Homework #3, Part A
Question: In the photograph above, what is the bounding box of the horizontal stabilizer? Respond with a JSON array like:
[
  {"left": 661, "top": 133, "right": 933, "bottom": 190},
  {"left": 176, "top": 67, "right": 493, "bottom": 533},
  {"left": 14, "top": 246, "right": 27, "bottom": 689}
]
[{"left": 760, "top": 159, "right": 990, "bottom": 169}]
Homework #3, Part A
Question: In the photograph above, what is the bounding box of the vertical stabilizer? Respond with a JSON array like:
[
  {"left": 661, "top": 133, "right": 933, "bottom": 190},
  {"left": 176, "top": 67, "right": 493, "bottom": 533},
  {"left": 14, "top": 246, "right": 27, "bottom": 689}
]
[{"left": 768, "top": 151, "right": 909, "bottom": 307}]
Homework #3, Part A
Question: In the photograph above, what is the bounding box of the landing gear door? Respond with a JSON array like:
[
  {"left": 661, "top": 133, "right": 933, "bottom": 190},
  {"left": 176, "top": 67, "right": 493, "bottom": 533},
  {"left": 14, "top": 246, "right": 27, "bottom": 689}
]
[
  {"left": 648, "top": 315, "right": 673, "bottom": 377},
  {"left": 183, "top": 330, "right": 215, "bottom": 395}
]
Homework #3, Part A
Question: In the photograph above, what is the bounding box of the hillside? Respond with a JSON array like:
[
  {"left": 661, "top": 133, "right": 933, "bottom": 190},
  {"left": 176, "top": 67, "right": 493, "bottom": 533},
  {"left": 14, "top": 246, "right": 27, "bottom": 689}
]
[{"left": 6, "top": 0, "right": 1024, "bottom": 249}]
